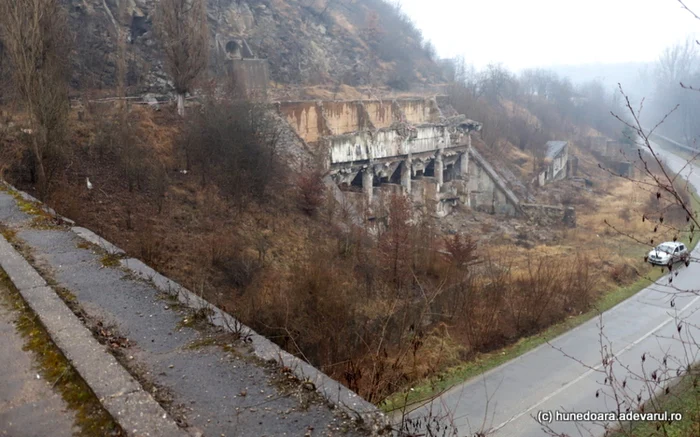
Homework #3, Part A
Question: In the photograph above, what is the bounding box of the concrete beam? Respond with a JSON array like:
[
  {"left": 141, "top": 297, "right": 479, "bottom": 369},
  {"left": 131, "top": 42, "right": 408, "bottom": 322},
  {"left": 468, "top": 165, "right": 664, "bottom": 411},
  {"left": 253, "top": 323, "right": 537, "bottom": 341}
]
[
  {"left": 459, "top": 150, "right": 469, "bottom": 179},
  {"left": 401, "top": 157, "right": 412, "bottom": 193}
]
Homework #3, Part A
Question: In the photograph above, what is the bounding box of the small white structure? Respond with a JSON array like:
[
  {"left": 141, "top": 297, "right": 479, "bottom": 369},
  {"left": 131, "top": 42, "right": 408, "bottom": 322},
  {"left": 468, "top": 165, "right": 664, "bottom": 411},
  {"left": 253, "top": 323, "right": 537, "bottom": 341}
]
[{"left": 538, "top": 141, "right": 569, "bottom": 186}]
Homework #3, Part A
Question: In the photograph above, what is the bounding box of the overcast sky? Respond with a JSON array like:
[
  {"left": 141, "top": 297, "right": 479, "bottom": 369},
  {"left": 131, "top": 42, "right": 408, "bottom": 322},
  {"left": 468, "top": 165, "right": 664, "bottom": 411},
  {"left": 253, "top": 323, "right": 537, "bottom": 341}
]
[{"left": 398, "top": 0, "right": 700, "bottom": 72}]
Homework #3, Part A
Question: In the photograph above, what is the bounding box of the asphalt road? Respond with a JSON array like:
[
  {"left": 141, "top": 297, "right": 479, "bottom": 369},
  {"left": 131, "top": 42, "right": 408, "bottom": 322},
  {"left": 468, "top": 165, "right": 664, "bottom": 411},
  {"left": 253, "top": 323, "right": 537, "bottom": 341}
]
[{"left": 408, "top": 142, "right": 700, "bottom": 437}]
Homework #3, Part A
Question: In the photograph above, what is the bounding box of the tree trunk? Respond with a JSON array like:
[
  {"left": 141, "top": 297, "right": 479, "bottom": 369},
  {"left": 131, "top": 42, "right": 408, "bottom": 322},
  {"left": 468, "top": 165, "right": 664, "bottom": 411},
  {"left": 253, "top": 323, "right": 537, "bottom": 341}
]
[
  {"left": 177, "top": 93, "right": 185, "bottom": 117},
  {"left": 31, "top": 130, "right": 48, "bottom": 198}
]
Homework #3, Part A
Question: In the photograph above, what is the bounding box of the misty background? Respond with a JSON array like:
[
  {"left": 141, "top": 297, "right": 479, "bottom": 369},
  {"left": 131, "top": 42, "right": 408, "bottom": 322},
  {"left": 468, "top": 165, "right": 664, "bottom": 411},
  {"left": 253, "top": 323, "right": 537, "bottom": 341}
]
[{"left": 399, "top": 0, "right": 700, "bottom": 145}]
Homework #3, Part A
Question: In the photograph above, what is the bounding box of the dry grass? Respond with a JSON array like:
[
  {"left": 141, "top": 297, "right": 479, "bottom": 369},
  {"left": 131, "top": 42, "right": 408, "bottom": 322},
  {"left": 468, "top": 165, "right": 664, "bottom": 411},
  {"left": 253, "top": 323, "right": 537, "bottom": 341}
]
[
  {"left": 499, "top": 176, "right": 662, "bottom": 290},
  {"left": 3, "top": 101, "right": 681, "bottom": 410}
]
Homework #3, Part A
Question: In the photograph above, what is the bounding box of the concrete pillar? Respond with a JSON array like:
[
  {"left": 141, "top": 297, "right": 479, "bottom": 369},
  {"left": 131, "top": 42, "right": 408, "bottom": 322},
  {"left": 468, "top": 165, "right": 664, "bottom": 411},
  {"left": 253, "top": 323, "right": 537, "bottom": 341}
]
[
  {"left": 362, "top": 167, "right": 374, "bottom": 203},
  {"left": 435, "top": 152, "right": 444, "bottom": 186},
  {"left": 401, "top": 157, "right": 412, "bottom": 193},
  {"left": 459, "top": 151, "right": 469, "bottom": 178}
]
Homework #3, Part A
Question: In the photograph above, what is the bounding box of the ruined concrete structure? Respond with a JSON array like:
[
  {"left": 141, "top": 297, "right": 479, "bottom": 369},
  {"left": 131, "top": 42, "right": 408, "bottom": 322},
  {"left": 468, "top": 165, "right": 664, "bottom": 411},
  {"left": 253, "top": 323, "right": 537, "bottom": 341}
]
[
  {"left": 277, "top": 97, "right": 523, "bottom": 217},
  {"left": 538, "top": 141, "right": 570, "bottom": 186},
  {"left": 585, "top": 136, "right": 637, "bottom": 178},
  {"left": 521, "top": 204, "right": 577, "bottom": 228},
  {"left": 587, "top": 136, "right": 607, "bottom": 154},
  {"left": 220, "top": 38, "right": 269, "bottom": 99}
]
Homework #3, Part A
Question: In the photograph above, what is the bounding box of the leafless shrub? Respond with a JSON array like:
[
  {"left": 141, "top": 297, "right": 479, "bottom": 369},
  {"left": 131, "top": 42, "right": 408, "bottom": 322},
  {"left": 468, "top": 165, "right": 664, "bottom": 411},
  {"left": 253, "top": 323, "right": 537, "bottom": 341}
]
[
  {"left": 93, "top": 107, "right": 165, "bottom": 194},
  {"left": 297, "top": 168, "right": 327, "bottom": 216},
  {"left": 0, "top": 0, "right": 71, "bottom": 197},
  {"left": 137, "top": 223, "right": 168, "bottom": 268},
  {"left": 179, "top": 94, "right": 283, "bottom": 211}
]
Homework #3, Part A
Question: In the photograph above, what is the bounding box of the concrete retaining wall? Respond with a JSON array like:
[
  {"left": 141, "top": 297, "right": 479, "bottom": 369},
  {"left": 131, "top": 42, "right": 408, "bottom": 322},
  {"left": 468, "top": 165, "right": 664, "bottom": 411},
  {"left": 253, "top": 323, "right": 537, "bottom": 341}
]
[
  {"left": 278, "top": 97, "right": 444, "bottom": 144},
  {"left": 467, "top": 148, "right": 522, "bottom": 216},
  {"left": 230, "top": 59, "right": 269, "bottom": 98},
  {"left": 521, "top": 203, "right": 577, "bottom": 228}
]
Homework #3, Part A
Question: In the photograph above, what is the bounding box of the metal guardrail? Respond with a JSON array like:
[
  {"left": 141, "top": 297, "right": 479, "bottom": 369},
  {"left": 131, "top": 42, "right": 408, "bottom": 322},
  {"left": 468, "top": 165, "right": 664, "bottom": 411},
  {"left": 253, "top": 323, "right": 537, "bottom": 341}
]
[{"left": 645, "top": 130, "right": 700, "bottom": 156}]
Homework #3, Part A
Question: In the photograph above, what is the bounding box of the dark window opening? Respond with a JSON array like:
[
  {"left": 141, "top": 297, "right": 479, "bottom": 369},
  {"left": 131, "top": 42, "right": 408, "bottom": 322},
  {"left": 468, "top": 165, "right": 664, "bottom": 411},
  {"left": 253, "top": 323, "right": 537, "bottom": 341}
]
[
  {"left": 389, "top": 165, "right": 402, "bottom": 184},
  {"left": 444, "top": 164, "right": 454, "bottom": 182},
  {"left": 351, "top": 171, "right": 363, "bottom": 188},
  {"left": 424, "top": 161, "right": 435, "bottom": 177}
]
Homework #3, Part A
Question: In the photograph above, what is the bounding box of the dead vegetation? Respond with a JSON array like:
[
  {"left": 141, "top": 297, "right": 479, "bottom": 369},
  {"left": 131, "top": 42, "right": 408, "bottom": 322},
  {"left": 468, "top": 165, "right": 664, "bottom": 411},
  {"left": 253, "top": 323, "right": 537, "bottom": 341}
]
[
  {"left": 0, "top": 1, "right": 679, "bottom": 411},
  {"left": 0, "top": 91, "right": 669, "bottom": 407},
  {"left": 0, "top": 0, "right": 71, "bottom": 197}
]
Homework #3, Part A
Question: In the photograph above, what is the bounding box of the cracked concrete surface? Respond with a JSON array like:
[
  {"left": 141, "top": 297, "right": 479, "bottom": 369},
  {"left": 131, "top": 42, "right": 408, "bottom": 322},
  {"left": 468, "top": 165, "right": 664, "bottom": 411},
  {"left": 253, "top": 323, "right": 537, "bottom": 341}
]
[
  {"left": 0, "top": 190, "right": 371, "bottom": 437},
  {"left": 0, "top": 283, "right": 77, "bottom": 437}
]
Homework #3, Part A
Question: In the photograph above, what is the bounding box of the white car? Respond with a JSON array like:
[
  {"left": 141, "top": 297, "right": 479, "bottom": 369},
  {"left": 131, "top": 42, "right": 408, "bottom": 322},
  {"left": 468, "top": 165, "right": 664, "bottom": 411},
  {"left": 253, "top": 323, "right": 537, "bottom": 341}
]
[{"left": 647, "top": 242, "right": 689, "bottom": 266}]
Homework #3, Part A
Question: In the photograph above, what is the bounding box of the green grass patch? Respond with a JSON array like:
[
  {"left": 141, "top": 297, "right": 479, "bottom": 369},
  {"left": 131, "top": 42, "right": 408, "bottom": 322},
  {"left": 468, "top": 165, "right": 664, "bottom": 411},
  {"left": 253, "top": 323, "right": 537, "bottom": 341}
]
[
  {"left": 1, "top": 226, "right": 17, "bottom": 243},
  {"left": 177, "top": 307, "right": 213, "bottom": 329},
  {"left": 609, "top": 373, "right": 700, "bottom": 437},
  {"left": 0, "top": 270, "right": 124, "bottom": 436},
  {"left": 381, "top": 186, "right": 700, "bottom": 413},
  {"left": 100, "top": 254, "right": 122, "bottom": 268}
]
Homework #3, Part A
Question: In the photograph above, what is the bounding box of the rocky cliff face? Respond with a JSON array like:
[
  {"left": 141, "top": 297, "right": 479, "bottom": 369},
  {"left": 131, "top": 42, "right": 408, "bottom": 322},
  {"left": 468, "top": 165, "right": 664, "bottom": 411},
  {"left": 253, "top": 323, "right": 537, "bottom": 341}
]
[{"left": 68, "top": 0, "right": 444, "bottom": 95}]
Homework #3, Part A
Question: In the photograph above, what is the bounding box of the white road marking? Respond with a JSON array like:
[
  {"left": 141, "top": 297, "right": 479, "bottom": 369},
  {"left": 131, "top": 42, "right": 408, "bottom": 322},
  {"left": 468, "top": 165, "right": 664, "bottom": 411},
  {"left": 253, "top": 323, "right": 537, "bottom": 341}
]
[{"left": 490, "top": 293, "right": 700, "bottom": 433}]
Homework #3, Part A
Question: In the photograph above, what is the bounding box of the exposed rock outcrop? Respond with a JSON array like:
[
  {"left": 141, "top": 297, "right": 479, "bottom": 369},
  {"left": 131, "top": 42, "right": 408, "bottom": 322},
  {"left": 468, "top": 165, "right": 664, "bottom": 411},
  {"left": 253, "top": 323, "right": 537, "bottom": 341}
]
[{"left": 67, "top": 0, "right": 444, "bottom": 94}]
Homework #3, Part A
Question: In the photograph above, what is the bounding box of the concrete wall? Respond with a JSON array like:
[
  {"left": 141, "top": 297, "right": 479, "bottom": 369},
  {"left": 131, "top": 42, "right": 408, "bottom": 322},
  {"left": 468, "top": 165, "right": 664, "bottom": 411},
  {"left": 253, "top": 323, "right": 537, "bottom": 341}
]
[
  {"left": 278, "top": 98, "right": 442, "bottom": 144},
  {"left": 327, "top": 125, "right": 451, "bottom": 165},
  {"left": 539, "top": 147, "right": 569, "bottom": 186},
  {"left": 281, "top": 101, "right": 325, "bottom": 143},
  {"left": 230, "top": 59, "right": 269, "bottom": 98},
  {"left": 521, "top": 204, "right": 576, "bottom": 228},
  {"left": 398, "top": 99, "right": 439, "bottom": 125},
  {"left": 323, "top": 101, "right": 367, "bottom": 136},
  {"left": 467, "top": 160, "right": 516, "bottom": 215},
  {"left": 364, "top": 101, "right": 395, "bottom": 129},
  {"left": 552, "top": 148, "right": 568, "bottom": 179},
  {"left": 467, "top": 148, "right": 521, "bottom": 216}
]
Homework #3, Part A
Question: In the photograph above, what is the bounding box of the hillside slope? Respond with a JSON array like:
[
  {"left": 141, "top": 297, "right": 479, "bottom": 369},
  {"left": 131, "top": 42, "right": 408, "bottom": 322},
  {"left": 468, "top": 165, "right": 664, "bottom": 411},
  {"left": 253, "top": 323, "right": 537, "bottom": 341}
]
[{"left": 69, "top": 0, "right": 444, "bottom": 95}]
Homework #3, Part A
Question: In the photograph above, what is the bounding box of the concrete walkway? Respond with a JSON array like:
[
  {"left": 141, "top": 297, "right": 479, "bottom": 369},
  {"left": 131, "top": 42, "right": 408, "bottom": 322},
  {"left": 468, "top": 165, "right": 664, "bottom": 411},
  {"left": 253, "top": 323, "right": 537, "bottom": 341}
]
[
  {"left": 0, "top": 189, "right": 370, "bottom": 437},
  {"left": 0, "top": 282, "right": 77, "bottom": 437}
]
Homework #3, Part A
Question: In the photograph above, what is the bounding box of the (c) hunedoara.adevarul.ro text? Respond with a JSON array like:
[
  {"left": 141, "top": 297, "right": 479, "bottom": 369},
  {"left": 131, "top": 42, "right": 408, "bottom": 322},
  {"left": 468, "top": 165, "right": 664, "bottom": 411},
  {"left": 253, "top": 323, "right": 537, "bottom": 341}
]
[{"left": 536, "top": 410, "right": 683, "bottom": 424}]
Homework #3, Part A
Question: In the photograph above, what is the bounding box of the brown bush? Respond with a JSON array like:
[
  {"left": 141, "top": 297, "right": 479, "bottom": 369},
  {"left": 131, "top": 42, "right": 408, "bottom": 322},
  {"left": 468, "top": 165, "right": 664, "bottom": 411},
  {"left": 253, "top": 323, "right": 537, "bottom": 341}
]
[
  {"left": 178, "top": 96, "right": 284, "bottom": 210},
  {"left": 609, "top": 262, "right": 638, "bottom": 285},
  {"left": 296, "top": 169, "right": 326, "bottom": 216},
  {"left": 644, "top": 185, "right": 692, "bottom": 227}
]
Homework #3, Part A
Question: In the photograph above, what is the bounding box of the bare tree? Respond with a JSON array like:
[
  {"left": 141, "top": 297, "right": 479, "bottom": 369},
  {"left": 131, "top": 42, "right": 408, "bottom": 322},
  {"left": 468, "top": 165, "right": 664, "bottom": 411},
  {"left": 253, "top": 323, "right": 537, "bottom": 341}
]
[
  {"left": 656, "top": 37, "right": 699, "bottom": 85},
  {"left": 0, "top": 0, "right": 71, "bottom": 197},
  {"left": 155, "top": 0, "right": 209, "bottom": 116}
]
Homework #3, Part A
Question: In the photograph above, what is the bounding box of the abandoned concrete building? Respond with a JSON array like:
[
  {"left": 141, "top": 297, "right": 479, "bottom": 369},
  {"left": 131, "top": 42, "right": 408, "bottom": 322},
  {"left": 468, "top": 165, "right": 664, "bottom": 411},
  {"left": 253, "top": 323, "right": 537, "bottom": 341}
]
[
  {"left": 277, "top": 97, "right": 523, "bottom": 217},
  {"left": 217, "top": 37, "right": 269, "bottom": 98},
  {"left": 538, "top": 141, "right": 569, "bottom": 186},
  {"left": 585, "top": 135, "right": 637, "bottom": 178}
]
